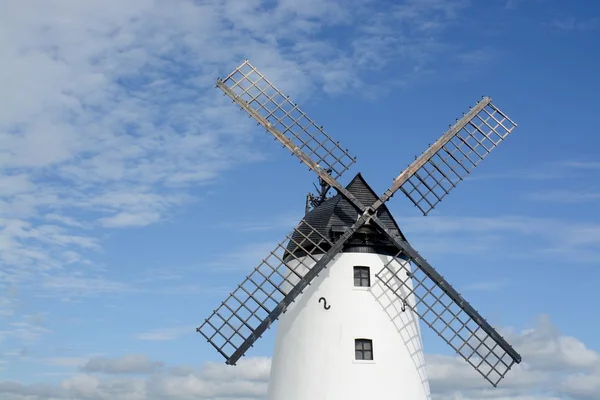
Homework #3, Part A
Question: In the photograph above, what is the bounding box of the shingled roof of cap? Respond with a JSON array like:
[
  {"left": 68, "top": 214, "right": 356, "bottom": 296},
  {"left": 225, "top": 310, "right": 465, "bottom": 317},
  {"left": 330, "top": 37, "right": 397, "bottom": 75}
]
[{"left": 285, "top": 173, "right": 406, "bottom": 257}]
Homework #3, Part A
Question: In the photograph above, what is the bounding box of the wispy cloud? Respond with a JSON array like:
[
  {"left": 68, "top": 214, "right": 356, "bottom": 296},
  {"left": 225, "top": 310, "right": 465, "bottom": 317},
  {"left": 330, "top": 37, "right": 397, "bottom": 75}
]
[
  {"left": 0, "top": 0, "right": 482, "bottom": 323},
  {"left": 0, "top": 315, "right": 51, "bottom": 344},
  {"left": 549, "top": 17, "right": 600, "bottom": 31},
  {"left": 80, "top": 354, "right": 164, "bottom": 374},
  {"left": 456, "top": 47, "right": 501, "bottom": 66},
  {"left": 0, "top": 286, "right": 19, "bottom": 317},
  {"left": 135, "top": 326, "right": 193, "bottom": 342},
  {"left": 398, "top": 214, "right": 600, "bottom": 263},
  {"left": 205, "top": 240, "right": 283, "bottom": 272},
  {"left": 43, "top": 357, "right": 89, "bottom": 368},
  {"left": 469, "top": 159, "right": 600, "bottom": 181},
  {"left": 559, "top": 161, "right": 600, "bottom": 170},
  {"left": 349, "top": 0, "right": 470, "bottom": 93},
  {"left": 44, "top": 213, "right": 87, "bottom": 229},
  {"left": 39, "top": 275, "right": 133, "bottom": 297},
  {"left": 504, "top": 0, "right": 545, "bottom": 10},
  {"left": 98, "top": 211, "right": 162, "bottom": 228},
  {"left": 461, "top": 279, "right": 510, "bottom": 292},
  {"left": 525, "top": 190, "right": 600, "bottom": 203},
  {"left": 217, "top": 213, "right": 302, "bottom": 233}
]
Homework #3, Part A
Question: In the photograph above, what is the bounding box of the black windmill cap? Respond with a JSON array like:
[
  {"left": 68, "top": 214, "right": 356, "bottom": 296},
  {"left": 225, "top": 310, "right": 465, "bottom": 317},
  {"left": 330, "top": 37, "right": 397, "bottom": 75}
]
[{"left": 285, "top": 173, "right": 407, "bottom": 259}]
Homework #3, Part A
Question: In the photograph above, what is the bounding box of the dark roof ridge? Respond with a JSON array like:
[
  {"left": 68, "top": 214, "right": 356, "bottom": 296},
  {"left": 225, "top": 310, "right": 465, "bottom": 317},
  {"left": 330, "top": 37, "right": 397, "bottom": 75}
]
[{"left": 342, "top": 172, "right": 404, "bottom": 239}]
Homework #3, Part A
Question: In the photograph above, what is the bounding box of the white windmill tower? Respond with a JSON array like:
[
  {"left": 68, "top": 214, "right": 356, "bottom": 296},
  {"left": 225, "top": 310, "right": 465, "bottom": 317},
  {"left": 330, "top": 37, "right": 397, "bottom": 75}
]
[{"left": 197, "top": 60, "right": 522, "bottom": 400}]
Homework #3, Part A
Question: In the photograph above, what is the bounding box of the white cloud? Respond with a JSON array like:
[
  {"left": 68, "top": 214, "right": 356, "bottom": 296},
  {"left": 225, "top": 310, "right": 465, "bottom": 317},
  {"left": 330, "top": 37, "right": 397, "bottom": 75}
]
[
  {"left": 81, "top": 354, "right": 164, "bottom": 374},
  {"left": 1, "top": 316, "right": 599, "bottom": 399},
  {"left": 5, "top": 2, "right": 587, "bottom": 400},
  {"left": 560, "top": 369, "right": 600, "bottom": 400},
  {"left": 427, "top": 353, "right": 549, "bottom": 394},
  {"left": 426, "top": 315, "right": 600, "bottom": 399},
  {"left": 511, "top": 315, "right": 600, "bottom": 371},
  {"left": 135, "top": 326, "right": 193, "bottom": 341},
  {"left": 0, "top": 0, "right": 474, "bottom": 327},
  {"left": 60, "top": 374, "right": 103, "bottom": 398}
]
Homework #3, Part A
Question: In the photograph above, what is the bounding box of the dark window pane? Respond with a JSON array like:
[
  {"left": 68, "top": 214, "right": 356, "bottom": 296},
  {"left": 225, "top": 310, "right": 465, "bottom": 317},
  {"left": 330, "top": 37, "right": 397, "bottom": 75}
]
[
  {"left": 353, "top": 266, "right": 370, "bottom": 287},
  {"left": 355, "top": 339, "right": 374, "bottom": 360}
]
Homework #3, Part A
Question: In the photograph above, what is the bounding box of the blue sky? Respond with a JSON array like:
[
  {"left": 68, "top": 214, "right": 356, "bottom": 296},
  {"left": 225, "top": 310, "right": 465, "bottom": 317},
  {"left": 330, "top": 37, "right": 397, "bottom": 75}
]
[{"left": 1, "top": 0, "right": 600, "bottom": 399}]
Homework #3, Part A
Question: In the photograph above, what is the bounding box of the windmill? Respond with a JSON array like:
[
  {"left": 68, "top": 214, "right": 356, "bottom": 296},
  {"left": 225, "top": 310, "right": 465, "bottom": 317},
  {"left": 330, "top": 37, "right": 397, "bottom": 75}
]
[{"left": 197, "top": 60, "right": 521, "bottom": 399}]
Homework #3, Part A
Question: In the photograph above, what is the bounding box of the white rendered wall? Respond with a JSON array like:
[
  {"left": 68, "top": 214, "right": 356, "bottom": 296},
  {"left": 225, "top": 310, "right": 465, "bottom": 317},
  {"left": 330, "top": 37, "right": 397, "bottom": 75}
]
[{"left": 267, "top": 252, "right": 431, "bottom": 400}]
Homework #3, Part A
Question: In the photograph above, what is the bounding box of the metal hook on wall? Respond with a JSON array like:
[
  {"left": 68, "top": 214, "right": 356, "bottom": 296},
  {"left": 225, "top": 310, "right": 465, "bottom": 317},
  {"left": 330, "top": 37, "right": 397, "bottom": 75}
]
[{"left": 318, "top": 297, "right": 331, "bottom": 310}]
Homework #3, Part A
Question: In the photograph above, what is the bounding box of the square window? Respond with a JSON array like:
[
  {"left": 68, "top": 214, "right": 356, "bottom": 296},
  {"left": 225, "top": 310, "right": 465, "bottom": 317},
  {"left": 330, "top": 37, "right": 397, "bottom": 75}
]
[
  {"left": 354, "top": 266, "right": 370, "bottom": 287},
  {"left": 355, "top": 338, "right": 373, "bottom": 360}
]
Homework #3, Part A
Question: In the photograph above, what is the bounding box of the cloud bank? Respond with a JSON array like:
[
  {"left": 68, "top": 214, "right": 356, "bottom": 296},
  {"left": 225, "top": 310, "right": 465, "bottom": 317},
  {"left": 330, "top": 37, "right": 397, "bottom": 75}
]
[{"left": 1, "top": 316, "right": 598, "bottom": 399}]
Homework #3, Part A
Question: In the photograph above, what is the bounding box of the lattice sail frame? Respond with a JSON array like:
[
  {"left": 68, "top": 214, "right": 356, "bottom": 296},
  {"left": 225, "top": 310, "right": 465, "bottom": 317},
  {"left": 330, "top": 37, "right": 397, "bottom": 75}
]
[
  {"left": 198, "top": 60, "right": 522, "bottom": 387},
  {"left": 197, "top": 220, "right": 332, "bottom": 363},
  {"left": 376, "top": 255, "right": 517, "bottom": 386},
  {"left": 398, "top": 100, "right": 517, "bottom": 215},
  {"left": 217, "top": 60, "right": 356, "bottom": 181}
]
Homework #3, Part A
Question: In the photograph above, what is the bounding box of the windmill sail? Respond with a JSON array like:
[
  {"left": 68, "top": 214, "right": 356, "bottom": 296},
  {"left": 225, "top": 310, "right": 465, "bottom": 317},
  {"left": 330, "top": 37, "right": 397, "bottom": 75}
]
[
  {"left": 197, "top": 220, "right": 333, "bottom": 364},
  {"left": 377, "top": 98, "right": 517, "bottom": 215},
  {"left": 217, "top": 60, "right": 356, "bottom": 181},
  {"left": 374, "top": 238, "right": 520, "bottom": 386}
]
